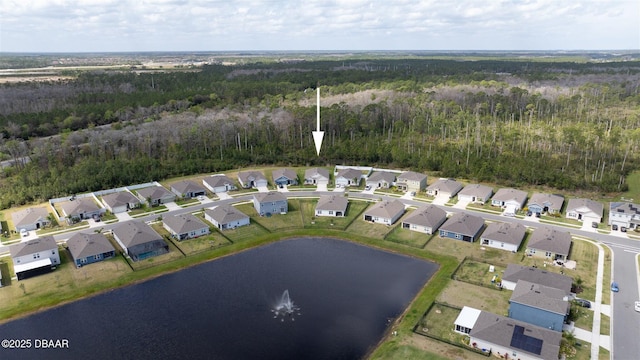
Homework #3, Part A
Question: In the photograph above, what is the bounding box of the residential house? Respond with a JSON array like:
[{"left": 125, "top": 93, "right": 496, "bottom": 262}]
[
  {"left": 205, "top": 205, "right": 250, "bottom": 230},
  {"left": 272, "top": 168, "right": 298, "bottom": 186},
  {"left": 136, "top": 186, "right": 176, "bottom": 206},
  {"left": 238, "top": 170, "right": 268, "bottom": 189},
  {"left": 491, "top": 188, "right": 528, "bottom": 213},
  {"left": 608, "top": 202, "right": 640, "bottom": 230},
  {"left": 458, "top": 184, "right": 493, "bottom": 204},
  {"left": 60, "top": 198, "right": 103, "bottom": 223},
  {"left": 480, "top": 222, "right": 527, "bottom": 252},
  {"left": 170, "top": 180, "right": 206, "bottom": 199},
  {"left": 202, "top": 175, "right": 237, "bottom": 193},
  {"left": 304, "top": 167, "right": 330, "bottom": 186},
  {"left": 335, "top": 168, "right": 362, "bottom": 187},
  {"left": 462, "top": 308, "right": 562, "bottom": 360},
  {"left": 163, "top": 213, "right": 210, "bottom": 241},
  {"left": 454, "top": 306, "right": 482, "bottom": 335},
  {"left": 501, "top": 264, "right": 573, "bottom": 293},
  {"left": 401, "top": 205, "right": 447, "bottom": 235},
  {"left": 12, "top": 207, "right": 50, "bottom": 232},
  {"left": 396, "top": 171, "right": 427, "bottom": 193},
  {"left": 10, "top": 236, "right": 60, "bottom": 280},
  {"left": 315, "top": 195, "right": 348, "bottom": 217},
  {"left": 112, "top": 221, "right": 169, "bottom": 261},
  {"left": 363, "top": 200, "right": 405, "bottom": 225},
  {"left": 253, "top": 192, "right": 288, "bottom": 215},
  {"left": 508, "top": 280, "right": 570, "bottom": 332},
  {"left": 527, "top": 193, "right": 564, "bottom": 215},
  {"left": 365, "top": 171, "right": 396, "bottom": 189},
  {"left": 426, "top": 178, "right": 463, "bottom": 198},
  {"left": 102, "top": 191, "right": 141, "bottom": 214},
  {"left": 565, "top": 198, "right": 603, "bottom": 223},
  {"left": 66, "top": 232, "right": 116, "bottom": 268},
  {"left": 526, "top": 226, "right": 572, "bottom": 261},
  {"left": 439, "top": 212, "right": 485, "bottom": 242}
]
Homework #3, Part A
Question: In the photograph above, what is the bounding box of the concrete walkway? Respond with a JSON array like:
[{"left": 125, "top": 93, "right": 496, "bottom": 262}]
[{"left": 567, "top": 240, "right": 609, "bottom": 357}]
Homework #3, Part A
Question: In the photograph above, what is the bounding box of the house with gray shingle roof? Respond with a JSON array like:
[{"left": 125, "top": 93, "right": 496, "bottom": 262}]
[
  {"left": 458, "top": 184, "right": 493, "bottom": 204},
  {"left": 363, "top": 200, "right": 405, "bottom": 225},
  {"left": 501, "top": 264, "right": 573, "bottom": 293},
  {"left": 527, "top": 193, "right": 564, "bottom": 215},
  {"left": 396, "top": 171, "right": 427, "bottom": 193},
  {"left": 205, "top": 205, "right": 250, "bottom": 230},
  {"left": 467, "top": 309, "right": 562, "bottom": 360},
  {"left": 426, "top": 178, "right": 463, "bottom": 198},
  {"left": 335, "top": 168, "right": 362, "bottom": 187},
  {"left": 304, "top": 167, "right": 330, "bottom": 186},
  {"left": 112, "top": 221, "right": 168, "bottom": 261},
  {"left": 102, "top": 191, "right": 141, "bottom": 214},
  {"left": 565, "top": 198, "right": 603, "bottom": 223},
  {"left": 203, "top": 175, "right": 237, "bottom": 193},
  {"left": 136, "top": 185, "right": 176, "bottom": 206},
  {"left": 253, "top": 192, "right": 288, "bottom": 215},
  {"left": 238, "top": 170, "right": 268, "bottom": 189},
  {"left": 272, "top": 168, "right": 298, "bottom": 186},
  {"left": 508, "top": 280, "right": 570, "bottom": 332},
  {"left": 365, "top": 171, "right": 396, "bottom": 189},
  {"left": 480, "top": 222, "right": 527, "bottom": 252},
  {"left": 526, "top": 226, "right": 572, "bottom": 261},
  {"left": 401, "top": 205, "right": 447, "bottom": 234},
  {"left": 12, "top": 207, "right": 50, "bottom": 232},
  {"left": 438, "top": 212, "right": 485, "bottom": 242},
  {"left": 315, "top": 195, "right": 348, "bottom": 217},
  {"left": 170, "top": 180, "right": 206, "bottom": 199},
  {"left": 491, "top": 188, "right": 528, "bottom": 211},
  {"left": 60, "top": 198, "right": 103, "bottom": 224},
  {"left": 10, "top": 236, "right": 60, "bottom": 280},
  {"left": 608, "top": 202, "right": 640, "bottom": 230},
  {"left": 163, "top": 213, "right": 209, "bottom": 241},
  {"left": 66, "top": 232, "right": 116, "bottom": 268}
]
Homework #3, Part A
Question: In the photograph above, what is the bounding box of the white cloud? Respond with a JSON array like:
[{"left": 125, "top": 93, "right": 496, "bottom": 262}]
[{"left": 0, "top": 0, "right": 637, "bottom": 52}]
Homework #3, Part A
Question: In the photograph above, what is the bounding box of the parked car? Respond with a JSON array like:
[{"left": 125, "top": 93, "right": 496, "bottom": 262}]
[
  {"left": 575, "top": 299, "right": 591, "bottom": 308},
  {"left": 526, "top": 211, "right": 532, "bottom": 216},
  {"left": 635, "top": 301, "right": 640, "bottom": 312},
  {"left": 612, "top": 224, "right": 618, "bottom": 231},
  {"left": 621, "top": 226, "right": 627, "bottom": 233},
  {"left": 611, "top": 282, "right": 619, "bottom": 293},
  {"left": 591, "top": 221, "right": 598, "bottom": 228},
  {"left": 20, "top": 228, "right": 28, "bottom": 237},
  {"left": 365, "top": 185, "right": 371, "bottom": 191},
  {"left": 92, "top": 214, "right": 101, "bottom": 222}
]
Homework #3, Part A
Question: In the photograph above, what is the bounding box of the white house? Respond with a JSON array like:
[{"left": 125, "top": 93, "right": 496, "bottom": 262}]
[
  {"left": 335, "top": 168, "right": 362, "bottom": 187},
  {"left": 205, "top": 205, "right": 250, "bottom": 230},
  {"left": 203, "top": 175, "right": 237, "bottom": 193},
  {"left": 480, "top": 222, "right": 526, "bottom": 252},
  {"left": 491, "top": 188, "right": 528, "bottom": 213},
  {"left": 363, "top": 200, "right": 405, "bottom": 225},
  {"left": 365, "top": 171, "right": 396, "bottom": 189},
  {"left": 608, "top": 202, "right": 640, "bottom": 230},
  {"left": 12, "top": 207, "right": 50, "bottom": 232},
  {"left": 101, "top": 191, "right": 141, "bottom": 214},
  {"left": 304, "top": 168, "right": 330, "bottom": 186},
  {"left": 458, "top": 184, "right": 493, "bottom": 204},
  {"left": 162, "top": 213, "right": 210, "bottom": 241},
  {"left": 10, "top": 236, "right": 60, "bottom": 280},
  {"left": 238, "top": 170, "right": 268, "bottom": 189},
  {"left": 426, "top": 178, "right": 463, "bottom": 198},
  {"left": 401, "top": 205, "right": 447, "bottom": 234},
  {"left": 315, "top": 195, "right": 348, "bottom": 217},
  {"left": 565, "top": 198, "right": 603, "bottom": 223}
]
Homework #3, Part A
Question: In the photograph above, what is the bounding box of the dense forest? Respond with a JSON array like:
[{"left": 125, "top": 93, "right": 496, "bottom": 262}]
[{"left": 0, "top": 55, "right": 639, "bottom": 209}]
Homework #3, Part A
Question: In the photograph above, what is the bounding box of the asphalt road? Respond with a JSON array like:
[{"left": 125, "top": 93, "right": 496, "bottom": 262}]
[{"left": 2, "top": 189, "right": 639, "bottom": 358}]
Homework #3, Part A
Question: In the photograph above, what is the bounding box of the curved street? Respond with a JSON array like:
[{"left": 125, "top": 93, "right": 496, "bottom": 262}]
[{"left": 1, "top": 188, "right": 638, "bottom": 359}]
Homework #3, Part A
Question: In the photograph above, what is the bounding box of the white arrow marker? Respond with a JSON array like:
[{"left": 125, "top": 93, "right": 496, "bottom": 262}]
[{"left": 312, "top": 87, "right": 325, "bottom": 156}]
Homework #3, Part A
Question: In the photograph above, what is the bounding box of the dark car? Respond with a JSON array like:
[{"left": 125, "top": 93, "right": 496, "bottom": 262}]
[
  {"left": 612, "top": 224, "right": 618, "bottom": 231},
  {"left": 575, "top": 299, "right": 591, "bottom": 308},
  {"left": 92, "top": 214, "right": 101, "bottom": 222},
  {"left": 526, "top": 211, "right": 532, "bottom": 216},
  {"left": 621, "top": 226, "right": 627, "bottom": 233},
  {"left": 591, "top": 221, "right": 598, "bottom": 228}
]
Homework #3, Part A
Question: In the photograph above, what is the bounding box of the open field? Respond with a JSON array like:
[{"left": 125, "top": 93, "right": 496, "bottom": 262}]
[
  {"left": 235, "top": 201, "right": 304, "bottom": 231},
  {"left": 384, "top": 225, "right": 434, "bottom": 248}
]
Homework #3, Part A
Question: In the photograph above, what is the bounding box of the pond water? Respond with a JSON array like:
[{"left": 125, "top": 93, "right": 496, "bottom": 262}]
[{"left": 0, "top": 237, "right": 437, "bottom": 360}]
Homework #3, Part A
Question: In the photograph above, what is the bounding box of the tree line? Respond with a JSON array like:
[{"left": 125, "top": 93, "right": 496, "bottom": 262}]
[{"left": 0, "top": 57, "right": 639, "bottom": 209}]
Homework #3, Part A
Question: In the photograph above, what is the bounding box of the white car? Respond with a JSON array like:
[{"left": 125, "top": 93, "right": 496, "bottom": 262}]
[
  {"left": 20, "top": 228, "right": 29, "bottom": 237},
  {"left": 635, "top": 301, "right": 640, "bottom": 312}
]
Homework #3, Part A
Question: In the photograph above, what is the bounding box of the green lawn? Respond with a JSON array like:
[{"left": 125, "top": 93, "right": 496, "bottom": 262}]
[
  {"left": 453, "top": 259, "right": 505, "bottom": 287},
  {"left": 298, "top": 198, "right": 368, "bottom": 230},
  {"left": 218, "top": 220, "right": 271, "bottom": 242},
  {"left": 384, "top": 225, "right": 434, "bottom": 248},
  {"left": 235, "top": 201, "right": 304, "bottom": 231},
  {"left": 417, "top": 303, "right": 466, "bottom": 344}
]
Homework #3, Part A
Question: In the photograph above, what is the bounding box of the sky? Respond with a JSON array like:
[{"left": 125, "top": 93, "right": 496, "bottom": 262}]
[{"left": 0, "top": 0, "right": 638, "bottom": 53}]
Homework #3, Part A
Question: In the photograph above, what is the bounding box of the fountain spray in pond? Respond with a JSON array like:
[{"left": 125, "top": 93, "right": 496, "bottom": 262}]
[{"left": 272, "top": 290, "right": 301, "bottom": 321}]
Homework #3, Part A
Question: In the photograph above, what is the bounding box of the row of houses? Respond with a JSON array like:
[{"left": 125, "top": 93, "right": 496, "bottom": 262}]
[
  {"left": 364, "top": 200, "right": 572, "bottom": 261},
  {"left": 453, "top": 264, "right": 575, "bottom": 359}
]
